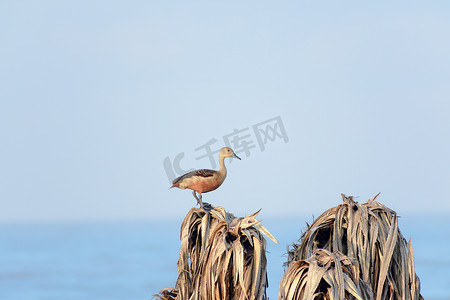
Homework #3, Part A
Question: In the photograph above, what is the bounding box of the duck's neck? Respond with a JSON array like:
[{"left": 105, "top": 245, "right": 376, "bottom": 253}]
[{"left": 217, "top": 153, "right": 227, "bottom": 179}]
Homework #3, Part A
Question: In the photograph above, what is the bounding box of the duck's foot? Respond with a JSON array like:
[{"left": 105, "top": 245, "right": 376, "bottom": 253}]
[
  {"left": 192, "top": 191, "right": 213, "bottom": 211},
  {"left": 201, "top": 202, "right": 214, "bottom": 212}
]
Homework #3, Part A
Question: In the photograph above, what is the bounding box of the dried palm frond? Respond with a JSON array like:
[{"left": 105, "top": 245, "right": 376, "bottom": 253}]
[
  {"left": 156, "top": 205, "right": 278, "bottom": 300},
  {"left": 285, "top": 194, "right": 423, "bottom": 300},
  {"left": 279, "top": 249, "right": 373, "bottom": 300}
]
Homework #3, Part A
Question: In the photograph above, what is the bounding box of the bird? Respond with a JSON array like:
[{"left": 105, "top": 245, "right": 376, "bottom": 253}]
[{"left": 170, "top": 147, "right": 241, "bottom": 208}]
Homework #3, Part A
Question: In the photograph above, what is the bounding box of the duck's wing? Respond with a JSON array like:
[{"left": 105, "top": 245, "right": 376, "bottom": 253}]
[{"left": 172, "top": 169, "right": 215, "bottom": 185}]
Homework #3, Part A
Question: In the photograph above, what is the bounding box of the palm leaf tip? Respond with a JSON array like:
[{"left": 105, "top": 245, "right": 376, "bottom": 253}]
[{"left": 153, "top": 288, "right": 178, "bottom": 300}]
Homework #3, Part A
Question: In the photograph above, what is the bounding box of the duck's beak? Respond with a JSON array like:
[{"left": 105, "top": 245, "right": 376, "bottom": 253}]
[{"left": 232, "top": 152, "right": 241, "bottom": 160}]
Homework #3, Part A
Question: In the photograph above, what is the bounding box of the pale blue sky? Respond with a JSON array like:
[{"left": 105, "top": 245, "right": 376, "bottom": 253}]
[{"left": 1, "top": 1, "right": 449, "bottom": 222}]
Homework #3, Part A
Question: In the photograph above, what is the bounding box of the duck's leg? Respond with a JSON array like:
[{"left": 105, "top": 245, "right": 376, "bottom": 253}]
[
  {"left": 198, "top": 193, "right": 203, "bottom": 209},
  {"left": 192, "top": 191, "right": 203, "bottom": 208},
  {"left": 192, "top": 190, "right": 199, "bottom": 204}
]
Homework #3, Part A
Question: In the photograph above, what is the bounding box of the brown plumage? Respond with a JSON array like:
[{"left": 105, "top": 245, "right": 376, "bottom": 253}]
[{"left": 170, "top": 147, "right": 241, "bottom": 208}]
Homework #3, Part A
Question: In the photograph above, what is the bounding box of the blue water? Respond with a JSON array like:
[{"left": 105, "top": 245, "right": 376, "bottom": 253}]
[{"left": 1, "top": 215, "right": 449, "bottom": 300}]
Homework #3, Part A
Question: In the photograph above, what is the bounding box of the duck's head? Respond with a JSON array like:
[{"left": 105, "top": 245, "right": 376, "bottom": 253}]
[{"left": 220, "top": 147, "right": 241, "bottom": 160}]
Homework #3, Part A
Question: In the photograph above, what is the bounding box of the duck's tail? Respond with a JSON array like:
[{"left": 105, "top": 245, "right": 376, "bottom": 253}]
[{"left": 169, "top": 183, "right": 178, "bottom": 190}]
